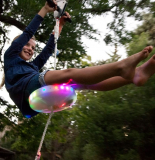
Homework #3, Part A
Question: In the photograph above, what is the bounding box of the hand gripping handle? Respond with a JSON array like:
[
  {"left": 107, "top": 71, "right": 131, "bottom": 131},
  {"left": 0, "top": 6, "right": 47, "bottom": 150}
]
[{"left": 46, "top": 0, "right": 72, "bottom": 23}]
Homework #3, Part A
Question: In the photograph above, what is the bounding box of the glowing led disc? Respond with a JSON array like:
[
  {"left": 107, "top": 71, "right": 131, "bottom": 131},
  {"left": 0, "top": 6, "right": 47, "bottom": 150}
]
[{"left": 29, "top": 85, "right": 77, "bottom": 113}]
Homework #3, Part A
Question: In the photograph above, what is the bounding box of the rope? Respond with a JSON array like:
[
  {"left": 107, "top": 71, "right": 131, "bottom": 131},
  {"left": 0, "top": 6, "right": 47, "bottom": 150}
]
[
  {"left": 35, "top": 111, "right": 54, "bottom": 160},
  {"left": 34, "top": 18, "right": 60, "bottom": 160}
]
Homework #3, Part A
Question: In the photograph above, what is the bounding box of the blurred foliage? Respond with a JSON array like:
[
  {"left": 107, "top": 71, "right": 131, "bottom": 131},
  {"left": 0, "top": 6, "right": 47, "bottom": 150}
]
[{"left": 69, "top": 74, "right": 155, "bottom": 160}]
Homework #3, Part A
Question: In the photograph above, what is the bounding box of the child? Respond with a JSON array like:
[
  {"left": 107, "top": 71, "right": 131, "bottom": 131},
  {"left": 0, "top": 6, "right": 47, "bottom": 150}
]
[{"left": 3, "top": 2, "right": 155, "bottom": 118}]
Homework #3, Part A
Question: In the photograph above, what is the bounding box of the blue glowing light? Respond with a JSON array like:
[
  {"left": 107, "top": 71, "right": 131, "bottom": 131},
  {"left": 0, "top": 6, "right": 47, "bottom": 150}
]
[{"left": 25, "top": 115, "right": 31, "bottom": 118}]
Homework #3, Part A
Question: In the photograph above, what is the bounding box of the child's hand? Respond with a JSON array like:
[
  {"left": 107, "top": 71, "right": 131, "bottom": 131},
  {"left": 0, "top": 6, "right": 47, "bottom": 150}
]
[
  {"left": 59, "top": 12, "right": 71, "bottom": 26},
  {"left": 45, "top": 0, "right": 57, "bottom": 13}
]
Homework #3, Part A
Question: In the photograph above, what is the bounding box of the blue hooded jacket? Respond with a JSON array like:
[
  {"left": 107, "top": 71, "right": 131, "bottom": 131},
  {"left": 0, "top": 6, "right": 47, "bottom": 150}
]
[{"left": 4, "top": 14, "right": 55, "bottom": 118}]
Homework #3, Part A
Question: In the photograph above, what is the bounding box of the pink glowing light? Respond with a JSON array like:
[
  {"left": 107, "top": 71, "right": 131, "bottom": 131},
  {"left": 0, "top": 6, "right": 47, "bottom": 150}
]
[
  {"left": 61, "top": 103, "right": 66, "bottom": 107},
  {"left": 60, "top": 86, "right": 64, "bottom": 89}
]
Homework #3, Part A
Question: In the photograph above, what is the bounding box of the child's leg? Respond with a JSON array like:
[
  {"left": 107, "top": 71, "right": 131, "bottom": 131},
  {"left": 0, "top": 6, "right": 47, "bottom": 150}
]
[
  {"left": 44, "top": 46, "right": 152, "bottom": 85},
  {"left": 75, "top": 54, "right": 155, "bottom": 91},
  {"left": 85, "top": 77, "right": 131, "bottom": 91}
]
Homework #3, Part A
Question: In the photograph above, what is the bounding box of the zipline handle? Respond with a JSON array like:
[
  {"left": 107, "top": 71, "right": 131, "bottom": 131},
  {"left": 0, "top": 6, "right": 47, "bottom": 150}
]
[
  {"left": 46, "top": 0, "right": 61, "bottom": 11},
  {"left": 46, "top": 0, "right": 72, "bottom": 23}
]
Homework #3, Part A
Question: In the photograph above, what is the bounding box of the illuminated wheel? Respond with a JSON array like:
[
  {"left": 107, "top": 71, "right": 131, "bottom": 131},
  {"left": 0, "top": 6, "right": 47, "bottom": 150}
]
[{"left": 29, "top": 85, "right": 77, "bottom": 113}]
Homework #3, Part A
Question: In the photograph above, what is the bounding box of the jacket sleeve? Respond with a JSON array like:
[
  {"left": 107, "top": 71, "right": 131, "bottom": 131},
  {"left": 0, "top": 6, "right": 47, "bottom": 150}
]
[{"left": 32, "top": 34, "right": 55, "bottom": 70}]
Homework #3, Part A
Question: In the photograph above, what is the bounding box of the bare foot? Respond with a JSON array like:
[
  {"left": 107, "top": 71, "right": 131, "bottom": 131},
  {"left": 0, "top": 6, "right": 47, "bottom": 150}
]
[
  {"left": 133, "top": 54, "right": 155, "bottom": 86},
  {"left": 120, "top": 46, "right": 153, "bottom": 80}
]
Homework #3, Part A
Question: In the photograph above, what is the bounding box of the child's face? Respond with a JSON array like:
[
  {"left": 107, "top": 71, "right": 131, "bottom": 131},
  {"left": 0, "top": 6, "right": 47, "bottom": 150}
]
[{"left": 19, "top": 39, "right": 36, "bottom": 61}]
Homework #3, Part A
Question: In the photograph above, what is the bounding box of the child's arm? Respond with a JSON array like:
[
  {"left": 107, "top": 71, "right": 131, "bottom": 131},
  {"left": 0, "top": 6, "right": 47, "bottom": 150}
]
[
  {"left": 32, "top": 13, "right": 71, "bottom": 69},
  {"left": 4, "top": 2, "right": 56, "bottom": 60}
]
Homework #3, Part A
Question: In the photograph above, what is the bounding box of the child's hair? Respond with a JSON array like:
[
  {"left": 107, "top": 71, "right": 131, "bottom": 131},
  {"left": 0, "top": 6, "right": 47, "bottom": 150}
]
[
  {"left": 12, "top": 35, "right": 36, "bottom": 42},
  {"left": 0, "top": 73, "right": 5, "bottom": 89},
  {"left": 0, "top": 35, "right": 36, "bottom": 89}
]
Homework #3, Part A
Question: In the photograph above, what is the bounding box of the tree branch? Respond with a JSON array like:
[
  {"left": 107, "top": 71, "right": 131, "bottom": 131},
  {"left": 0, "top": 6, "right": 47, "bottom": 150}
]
[
  {"left": 83, "top": 0, "right": 125, "bottom": 14},
  {"left": 0, "top": 0, "right": 3, "bottom": 14},
  {"left": 4, "top": 0, "right": 10, "bottom": 12},
  {"left": 0, "top": 15, "right": 26, "bottom": 31},
  {"left": 0, "top": 26, "right": 6, "bottom": 67}
]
